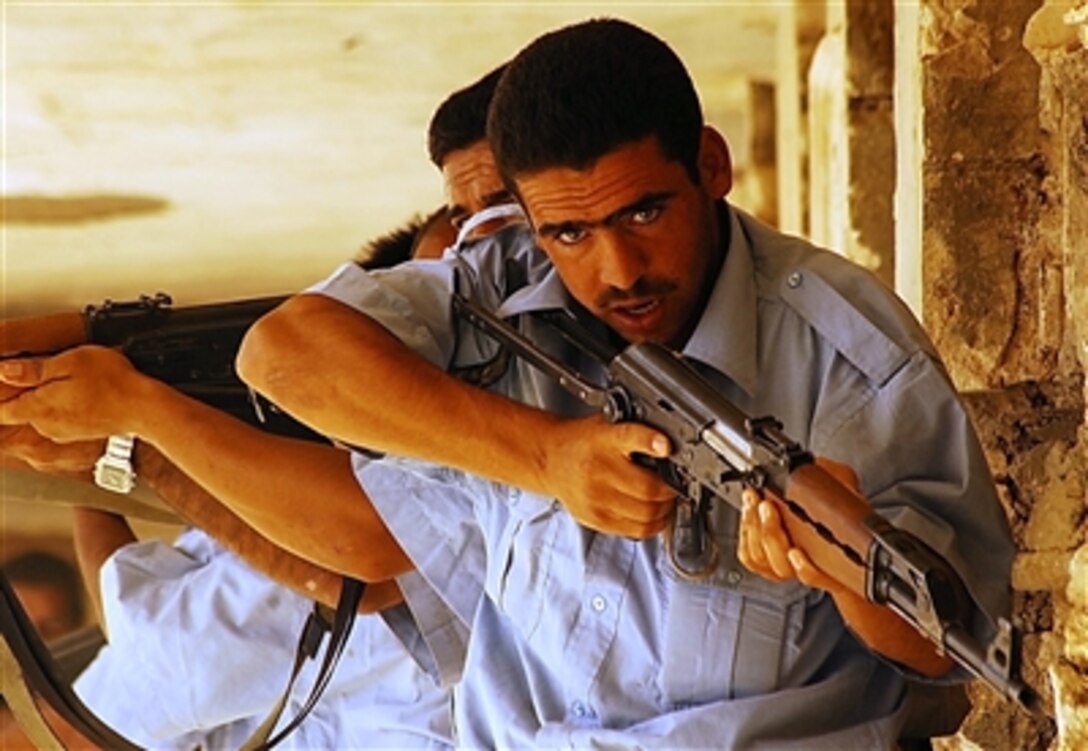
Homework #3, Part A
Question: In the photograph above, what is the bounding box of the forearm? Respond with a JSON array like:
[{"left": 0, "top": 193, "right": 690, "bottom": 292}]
[
  {"left": 832, "top": 590, "right": 954, "bottom": 677},
  {"left": 0, "top": 345, "right": 409, "bottom": 604},
  {"left": 116, "top": 376, "right": 410, "bottom": 583},
  {"left": 71, "top": 507, "right": 135, "bottom": 623},
  {"left": 238, "top": 293, "right": 560, "bottom": 494},
  {"left": 133, "top": 443, "right": 400, "bottom": 611}
]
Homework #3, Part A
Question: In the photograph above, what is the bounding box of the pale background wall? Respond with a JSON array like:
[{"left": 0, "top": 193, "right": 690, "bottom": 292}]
[{"left": 2, "top": 1, "right": 777, "bottom": 318}]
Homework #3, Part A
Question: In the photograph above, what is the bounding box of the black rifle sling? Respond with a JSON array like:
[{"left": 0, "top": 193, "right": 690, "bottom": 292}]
[
  {"left": 0, "top": 571, "right": 142, "bottom": 751},
  {"left": 244, "top": 576, "right": 366, "bottom": 751}
]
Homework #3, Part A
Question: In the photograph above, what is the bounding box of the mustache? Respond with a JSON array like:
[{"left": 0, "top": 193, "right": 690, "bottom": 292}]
[{"left": 595, "top": 278, "right": 678, "bottom": 309}]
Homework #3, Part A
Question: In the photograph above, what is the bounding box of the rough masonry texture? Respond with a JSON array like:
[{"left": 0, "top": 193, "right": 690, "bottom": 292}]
[{"left": 920, "top": 1, "right": 1087, "bottom": 749}]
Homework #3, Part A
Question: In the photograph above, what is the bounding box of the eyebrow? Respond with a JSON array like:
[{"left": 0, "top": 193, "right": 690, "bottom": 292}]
[{"left": 535, "top": 191, "right": 676, "bottom": 239}]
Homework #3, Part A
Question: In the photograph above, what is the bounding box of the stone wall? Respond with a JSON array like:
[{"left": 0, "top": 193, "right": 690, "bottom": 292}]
[
  {"left": 913, "top": 1, "right": 1086, "bottom": 748},
  {"left": 800, "top": 0, "right": 1086, "bottom": 747}
]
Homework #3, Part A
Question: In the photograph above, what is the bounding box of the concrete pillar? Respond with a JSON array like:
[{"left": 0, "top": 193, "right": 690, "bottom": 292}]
[
  {"left": 807, "top": 19, "right": 848, "bottom": 251},
  {"left": 749, "top": 80, "right": 779, "bottom": 227},
  {"left": 808, "top": 0, "right": 895, "bottom": 287},
  {"left": 776, "top": 0, "right": 826, "bottom": 237},
  {"left": 894, "top": 1, "right": 925, "bottom": 317}
]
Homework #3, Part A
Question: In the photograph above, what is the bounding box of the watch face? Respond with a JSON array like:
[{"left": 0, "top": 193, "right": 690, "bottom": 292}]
[{"left": 95, "top": 462, "right": 135, "bottom": 494}]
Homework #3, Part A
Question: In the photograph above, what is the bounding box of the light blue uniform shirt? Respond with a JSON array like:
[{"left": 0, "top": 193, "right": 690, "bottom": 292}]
[
  {"left": 74, "top": 528, "right": 452, "bottom": 750},
  {"left": 313, "top": 204, "right": 1014, "bottom": 748}
]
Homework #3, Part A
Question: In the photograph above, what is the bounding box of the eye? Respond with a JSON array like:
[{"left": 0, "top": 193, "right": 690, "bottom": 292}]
[
  {"left": 556, "top": 227, "right": 588, "bottom": 246},
  {"left": 629, "top": 205, "right": 662, "bottom": 226}
]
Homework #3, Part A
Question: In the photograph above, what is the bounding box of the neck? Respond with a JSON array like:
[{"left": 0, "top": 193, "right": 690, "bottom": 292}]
[{"left": 668, "top": 200, "right": 730, "bottom": 350}]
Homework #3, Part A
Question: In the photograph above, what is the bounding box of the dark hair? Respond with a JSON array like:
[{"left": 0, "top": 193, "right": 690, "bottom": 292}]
[
  {"left": 488, "top": 18, "right": 704, "bottom": 186},
  {"left": 354, "top": 214, "right": 424, "bottom": 269},
  {"left": 353, "top": 206, "right": 449, "bottom": 269},
  {"left": 427, "top": 64, "right": 507, "bottom": 168},
  {"left": 4, "top": 550, "right": 84, "bottom": 627}
]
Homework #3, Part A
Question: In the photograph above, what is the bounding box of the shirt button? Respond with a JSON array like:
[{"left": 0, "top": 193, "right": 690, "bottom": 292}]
[
  {"left": 571, "top": 701, "right": 587, "bottom": 717},
  {"left": 724, "top": 569, "right": 742, "bottom": 587},
  {"left": 787, "top": 271, "right": 803, "bottom": 288},
  {"left": 590, "top": 595, "right": 607, "bottom": 612}
]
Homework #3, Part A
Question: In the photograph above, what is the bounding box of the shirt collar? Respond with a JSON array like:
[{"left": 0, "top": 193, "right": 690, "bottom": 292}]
[
  {"left": 680, "top": 204, "right": 759, "bottom": 398},
  {"left": 495, "top": 261, "right": 572, "bottom": 318}
]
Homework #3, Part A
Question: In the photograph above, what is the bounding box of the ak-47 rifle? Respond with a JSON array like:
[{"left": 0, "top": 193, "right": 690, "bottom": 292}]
[
  {"left": 451, "top": 293, "right": 1044, "bottom": 717},
  {"left": 1, "top": 292, "right": 320, "bottom": 442}
]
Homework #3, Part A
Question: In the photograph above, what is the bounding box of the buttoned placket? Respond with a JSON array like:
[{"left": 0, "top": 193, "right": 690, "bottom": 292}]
[{"left": 561, "top": 533, "right": 635, "bottom": 726}]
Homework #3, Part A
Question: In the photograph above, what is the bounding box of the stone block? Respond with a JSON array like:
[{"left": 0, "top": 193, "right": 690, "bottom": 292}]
[
  {"left": 1022, "top": 442, "right": 1087, "bottom": 550},
  {"left": 1068, "top": 545, "right": 1088, "bottom": 608},
  {"left": 1066, "top": 609, "right": 1088, "bottom": 667},
  {"left": 961, "top": 382, "right": 1083, "bottom": 567},
  {"left": 1014, "top": 550, "right": 1073, "bottom": 592},
  {"left": 922, "top": 156, "right": 1065, "bottom": 389},
  {"left": 1051, "top": 658, "right": 1088, "bottom": 750},
  {"left": 922, "top": 0, "right": 1043, "bottom": 163}
]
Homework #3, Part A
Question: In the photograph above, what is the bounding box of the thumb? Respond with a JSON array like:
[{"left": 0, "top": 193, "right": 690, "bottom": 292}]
[
  {"left": 619, "top": 423, "right": 672, "bottom": 459},
  {"left": 0, "top": 358, "right": 46, "bottom": 387}
]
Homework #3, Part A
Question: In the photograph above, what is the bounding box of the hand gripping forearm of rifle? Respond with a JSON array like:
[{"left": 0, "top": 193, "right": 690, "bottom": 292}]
[
  {"left": 1, "top": 293, "right": 319, "bottom": 441},
  {"left": 452, "top": 294, "right": 1043, "bottom": 717}
]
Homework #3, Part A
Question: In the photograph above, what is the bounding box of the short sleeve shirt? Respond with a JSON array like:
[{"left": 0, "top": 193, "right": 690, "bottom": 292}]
[{"left": 74, "top": 529, "right": 452, "bottom": 750}]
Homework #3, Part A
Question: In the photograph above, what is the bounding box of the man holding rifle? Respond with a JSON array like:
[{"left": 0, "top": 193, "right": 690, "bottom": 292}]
[{"left": 235, "top": 18, "right": 1019, "bottom": 749}]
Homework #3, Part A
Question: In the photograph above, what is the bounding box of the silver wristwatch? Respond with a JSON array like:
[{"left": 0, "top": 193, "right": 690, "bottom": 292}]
[{"left": 93, "top": 434, "right": 137, "bottom": 494}]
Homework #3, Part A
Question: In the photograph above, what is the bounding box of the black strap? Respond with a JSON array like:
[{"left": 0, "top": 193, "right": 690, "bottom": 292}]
[
  {"left": 247, "top": 577, "right": 366, "bottom": 751},
  {"left": 0, "top": 571, "right": 142, "bottom": 750},
  {"left": 239, "top": 600, "right": 334, "bottom": 750}
]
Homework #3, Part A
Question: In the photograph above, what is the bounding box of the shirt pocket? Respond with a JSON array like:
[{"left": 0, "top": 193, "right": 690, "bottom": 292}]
[
  {"left": 658, "top": 506, "right": 813, "bottom": 706},
  {"left": 485, "top": 492, "right": 564, "bottom": 642}
]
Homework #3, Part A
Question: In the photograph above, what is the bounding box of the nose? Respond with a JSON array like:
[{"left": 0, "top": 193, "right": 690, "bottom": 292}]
[{"left": 596, "top": 232, "right": 646, "bottom": 291}]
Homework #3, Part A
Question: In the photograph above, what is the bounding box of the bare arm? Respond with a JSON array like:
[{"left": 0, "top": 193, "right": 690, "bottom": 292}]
[
  {"left": 238, "top": 294, "right": 561, "bottom": 489},
  {"left": 0, "top": 348, "right": 412, "bottom": 585},
  {"left": 2, "top": 429, "right": 401, "bottom": 616},
  {"left": 71, "top": 507, "right": 136, "bottom": 624},
  {"left": 132, "top": 443, "right": 404, "bottom": 613},
  {"left": 237, "top": 294, "right": 676, "bottom": 537},
  {"left": 129, "top": 387, "right": 410, "bottom": 583}
]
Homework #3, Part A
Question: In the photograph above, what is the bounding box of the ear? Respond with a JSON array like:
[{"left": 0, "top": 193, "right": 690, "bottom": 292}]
[{"left": 697, "top": 126, "right": 733, "bottom": 198}]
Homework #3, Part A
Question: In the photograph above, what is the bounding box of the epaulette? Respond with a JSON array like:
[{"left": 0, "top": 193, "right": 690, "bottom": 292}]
[{"left": 778, "top": 251, "right": 923, "bottom": 388}]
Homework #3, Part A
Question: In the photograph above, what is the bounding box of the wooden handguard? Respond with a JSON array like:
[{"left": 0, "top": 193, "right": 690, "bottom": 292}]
[{"left": 774, "top": 461, "right": 877, "bottom": 599}]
